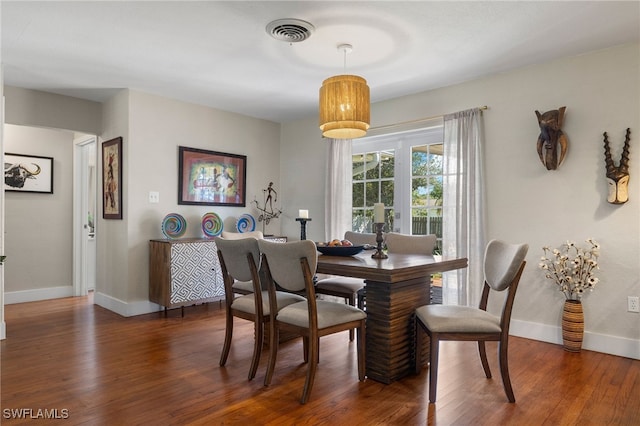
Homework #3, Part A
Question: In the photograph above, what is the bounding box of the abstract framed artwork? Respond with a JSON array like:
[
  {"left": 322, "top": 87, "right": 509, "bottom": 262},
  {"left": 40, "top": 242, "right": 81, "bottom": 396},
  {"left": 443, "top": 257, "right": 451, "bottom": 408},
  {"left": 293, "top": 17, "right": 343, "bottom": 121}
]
[
  {"left": 178, "top": 146, "right": 247, "bottom": 207},
  {"left": 102, "top": 137, "right": 123, "bottom": 219},
  {"left": 4, "top": 153, "right": 54, "bottom": 194}
]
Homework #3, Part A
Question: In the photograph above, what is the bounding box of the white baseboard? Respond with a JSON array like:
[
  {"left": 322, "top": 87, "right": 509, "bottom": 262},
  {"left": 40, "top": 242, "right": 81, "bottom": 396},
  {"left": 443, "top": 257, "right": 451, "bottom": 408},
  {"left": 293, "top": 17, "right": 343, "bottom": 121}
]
[
  {"left": 0, "top": 321, "right": 5, "bottom": 340},
  {"left": 511, "top": 319, "right": 640, "bottom": 360},
  {"left": 93, "top": 291, "right": 162, "bottom": 317},
  {"left": 5, "top": 286, "right": 73, "bottom": 304}
]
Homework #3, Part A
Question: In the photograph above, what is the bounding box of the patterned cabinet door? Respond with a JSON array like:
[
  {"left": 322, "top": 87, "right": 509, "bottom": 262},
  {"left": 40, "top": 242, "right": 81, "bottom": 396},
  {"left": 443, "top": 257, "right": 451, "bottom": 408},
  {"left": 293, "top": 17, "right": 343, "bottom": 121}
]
[{"left": 169, "top": 241, "right": 223, "bottom": 304}]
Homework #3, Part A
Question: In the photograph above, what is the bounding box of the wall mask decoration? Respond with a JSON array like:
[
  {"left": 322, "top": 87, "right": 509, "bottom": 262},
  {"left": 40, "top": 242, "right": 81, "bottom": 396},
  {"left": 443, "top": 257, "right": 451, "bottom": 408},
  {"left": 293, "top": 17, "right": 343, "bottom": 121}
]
[
  {"left": 535, "top": 106, "right": 568, "bottom": 170},
  {"left": 603, "top": 128, "right": 631, "bottom": 204}
]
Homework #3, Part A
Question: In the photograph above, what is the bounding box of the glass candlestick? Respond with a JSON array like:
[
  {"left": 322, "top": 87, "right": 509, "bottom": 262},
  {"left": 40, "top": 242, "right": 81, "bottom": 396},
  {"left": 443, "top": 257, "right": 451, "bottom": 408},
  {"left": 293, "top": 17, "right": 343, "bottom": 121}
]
[{"left": 371, "top": 222, "right": 388, "bottom": 259}]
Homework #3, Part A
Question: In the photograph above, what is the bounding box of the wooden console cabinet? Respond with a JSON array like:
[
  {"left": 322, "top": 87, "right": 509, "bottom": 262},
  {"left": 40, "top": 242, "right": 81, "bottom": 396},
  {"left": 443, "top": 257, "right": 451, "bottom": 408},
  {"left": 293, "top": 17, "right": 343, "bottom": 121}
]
[{"left": 149, "top": 238, "right": 224, "bottom": 311}]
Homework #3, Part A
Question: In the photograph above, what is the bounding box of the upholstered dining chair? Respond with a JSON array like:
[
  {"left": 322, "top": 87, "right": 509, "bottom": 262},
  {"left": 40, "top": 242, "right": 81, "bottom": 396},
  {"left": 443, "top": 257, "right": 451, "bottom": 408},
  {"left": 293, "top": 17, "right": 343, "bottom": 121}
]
[
  {"left": 220, "top": 230, "right": 264, "bottom": 295},
  {"left": 314, "top": 231, "right": 377, "bottom": 340},
  {"left": 384, "top": 232, "right": 436, "bottom": 254},
  {"left": 414, "top": 239, "right": 528, "bottom": 403},
  {"left": 215, "top": 236, "right": 305, "bottom": 380},
  {"left": 355, "top": 232, "right": 438, "bottom": 308},
  {"left": 258, "top": 239, "right": 367, "bottom": 404}
]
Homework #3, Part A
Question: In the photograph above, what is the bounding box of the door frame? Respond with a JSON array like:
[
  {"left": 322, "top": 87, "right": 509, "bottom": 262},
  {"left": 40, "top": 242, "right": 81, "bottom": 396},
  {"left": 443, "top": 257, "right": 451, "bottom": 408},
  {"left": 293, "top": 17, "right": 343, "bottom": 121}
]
[{"left": 73, "top": 135, "right": 97, "bottom": 297}]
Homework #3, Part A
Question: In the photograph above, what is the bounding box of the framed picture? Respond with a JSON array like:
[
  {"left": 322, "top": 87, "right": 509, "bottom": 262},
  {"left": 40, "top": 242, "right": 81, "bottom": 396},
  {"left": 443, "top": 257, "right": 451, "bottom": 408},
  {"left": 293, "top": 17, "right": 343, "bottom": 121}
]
[
  {"left": 178, "top": 146, "right": 247, "bottom": 207},
  {"left": 102, "top": 137, "right": 123, "bottom": 219},
  {"left": 4, "top": 153, "right": 54, "bottom": 193}
]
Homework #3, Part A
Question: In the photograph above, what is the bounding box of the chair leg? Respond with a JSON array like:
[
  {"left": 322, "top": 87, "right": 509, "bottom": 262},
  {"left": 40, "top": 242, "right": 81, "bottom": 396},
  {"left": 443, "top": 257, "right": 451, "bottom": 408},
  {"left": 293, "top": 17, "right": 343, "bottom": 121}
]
[
  {"left": 478, "top": 341, "right": 492, "bottom": 378},
  {"left": 348, "top": 295, "right": 355, "bottom": 342},
  {"left": 301, "top": 336, "right": 319, "bottom": 404},
  {"left": 428, "top": 333, "right": 440, "bottom": 403},
  {"left": 414, "top": 318, "right": 423, "bottom": 374},
  {"left": 302, "top": 336, "right": 309, "bottom": 363},
  {"left": 357, "top": 320, "right": 366, "bottom": 381},
  {"left": 264, "top": 323, "right": 279, "bottom": 387},
  {"left": 219, "top": 311, "right": 233, "bottom": 366},
  {"left": 499, "top": 338, "right": 516, "bottom": 403},
  {"left": 248, "top": 319, "right": 263, "bottom": 381}
]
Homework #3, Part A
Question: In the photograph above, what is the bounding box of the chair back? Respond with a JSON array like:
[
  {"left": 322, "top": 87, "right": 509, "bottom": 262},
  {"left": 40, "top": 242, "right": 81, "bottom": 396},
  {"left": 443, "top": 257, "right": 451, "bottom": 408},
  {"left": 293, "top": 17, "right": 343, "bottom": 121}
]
[
  {"left": 385, "top": 232, "right": 436, "bottom": 255},
  {"left": 258, "top": 240, "right": 317, "bottom": 293},
  {"left": 221, "top": 230, "right": 264, "bottom": 240},
  {"left": 483, "top": 240, "right": 529, "bottom": 292},
  {"left": 344, "top": 231, "right": 377, "bottom": 246},
  {"left": 480, "top": 239, "right": 528, "bottom": 336},
  {"left": 215, "top": 237, "right": 261, "bottom": 284}
]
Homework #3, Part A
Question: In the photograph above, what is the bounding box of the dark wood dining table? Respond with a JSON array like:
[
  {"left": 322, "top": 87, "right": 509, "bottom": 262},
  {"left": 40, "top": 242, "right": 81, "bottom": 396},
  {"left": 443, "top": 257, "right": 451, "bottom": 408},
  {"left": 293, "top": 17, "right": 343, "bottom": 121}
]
[{"left": 316, "top": 251, "right": 468, "bottom": 384}]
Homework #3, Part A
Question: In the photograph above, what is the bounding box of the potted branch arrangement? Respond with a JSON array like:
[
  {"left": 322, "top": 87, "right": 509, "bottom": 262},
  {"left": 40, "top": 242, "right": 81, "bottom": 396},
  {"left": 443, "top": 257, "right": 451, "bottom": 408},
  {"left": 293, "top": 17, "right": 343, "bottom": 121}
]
[{"left": 539, "top": 239, "right": 600, "bottom": 352}]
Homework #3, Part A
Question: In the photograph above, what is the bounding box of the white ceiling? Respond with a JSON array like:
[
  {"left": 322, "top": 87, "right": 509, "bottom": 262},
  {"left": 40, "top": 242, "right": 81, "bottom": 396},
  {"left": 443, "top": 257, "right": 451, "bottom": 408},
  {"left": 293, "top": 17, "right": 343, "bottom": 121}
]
[{"left": 2, "top": 1, "right": 639, "bottom": 124}]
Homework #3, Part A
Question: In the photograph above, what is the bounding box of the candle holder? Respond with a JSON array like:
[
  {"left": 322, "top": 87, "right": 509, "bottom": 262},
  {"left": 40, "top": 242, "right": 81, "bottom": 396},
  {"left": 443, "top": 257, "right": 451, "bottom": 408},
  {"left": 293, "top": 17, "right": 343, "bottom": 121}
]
[
  {"left": 296, "top": 217, "right": 311, "bottom": 240},
  {"left": 371, "top": 222, "right": 388, "bottom": 259}
]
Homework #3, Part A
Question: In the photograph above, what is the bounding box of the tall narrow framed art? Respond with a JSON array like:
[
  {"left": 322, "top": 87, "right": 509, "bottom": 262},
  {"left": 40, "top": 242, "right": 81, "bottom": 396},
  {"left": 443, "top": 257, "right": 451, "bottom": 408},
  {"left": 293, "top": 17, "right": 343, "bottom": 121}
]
[{"left": 102, "top": 137, "right": 123, "bottom": 219}]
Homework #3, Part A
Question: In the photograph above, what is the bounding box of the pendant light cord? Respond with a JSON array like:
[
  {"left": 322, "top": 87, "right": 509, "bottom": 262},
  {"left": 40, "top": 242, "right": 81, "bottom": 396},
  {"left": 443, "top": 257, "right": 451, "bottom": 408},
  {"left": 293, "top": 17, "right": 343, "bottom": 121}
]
[{"left": 343, "top": 48, "right": 347, "bottom": 73}]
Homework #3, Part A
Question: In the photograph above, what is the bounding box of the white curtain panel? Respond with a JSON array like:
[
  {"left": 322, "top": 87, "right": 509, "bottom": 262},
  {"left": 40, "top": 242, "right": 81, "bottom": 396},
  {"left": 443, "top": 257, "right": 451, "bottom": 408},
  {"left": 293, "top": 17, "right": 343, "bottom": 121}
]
[
  {"left": 442, "top": 108, "right": 486, "bottom": 306},
  {"left": 324, "top": 138, "right": 353, "bottom": 242}
]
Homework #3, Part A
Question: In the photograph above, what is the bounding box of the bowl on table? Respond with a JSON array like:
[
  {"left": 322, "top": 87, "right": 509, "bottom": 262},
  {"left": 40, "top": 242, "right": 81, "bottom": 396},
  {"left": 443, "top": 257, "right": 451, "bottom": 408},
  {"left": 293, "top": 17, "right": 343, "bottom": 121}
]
[{"left": 316, "top": 245, "right": 365, "bottom": 256}]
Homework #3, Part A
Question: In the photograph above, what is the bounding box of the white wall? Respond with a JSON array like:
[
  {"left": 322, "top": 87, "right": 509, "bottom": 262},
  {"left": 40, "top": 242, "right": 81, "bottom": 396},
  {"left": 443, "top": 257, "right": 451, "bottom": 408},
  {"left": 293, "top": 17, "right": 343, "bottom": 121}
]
[
  {"left": 281, "top": 43, "right": 640, "bottom": 358},
  {"left": 4, "top": 125, "right": 74, "bottom": 300}
]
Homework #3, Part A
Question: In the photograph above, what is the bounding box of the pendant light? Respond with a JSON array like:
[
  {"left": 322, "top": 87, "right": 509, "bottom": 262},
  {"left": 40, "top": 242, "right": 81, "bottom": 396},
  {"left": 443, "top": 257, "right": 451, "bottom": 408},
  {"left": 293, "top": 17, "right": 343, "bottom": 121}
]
[{"left": 319, "top": 44, "right": 370, "bottom": 139}]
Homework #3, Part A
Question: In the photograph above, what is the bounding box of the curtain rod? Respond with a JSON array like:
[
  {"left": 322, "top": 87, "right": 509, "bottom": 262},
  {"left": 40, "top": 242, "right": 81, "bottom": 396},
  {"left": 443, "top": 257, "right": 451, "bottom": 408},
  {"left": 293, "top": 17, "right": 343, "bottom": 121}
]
[{"left": 368, "top": 105, "right": 488, "bottom": 132}]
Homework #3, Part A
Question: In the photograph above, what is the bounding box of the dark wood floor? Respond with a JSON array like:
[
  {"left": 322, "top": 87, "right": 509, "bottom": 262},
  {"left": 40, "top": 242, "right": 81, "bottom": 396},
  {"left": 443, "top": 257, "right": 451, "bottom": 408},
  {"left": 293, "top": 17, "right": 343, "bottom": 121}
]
[{"left": 1, "top": 295, "right": 638, "bottom": 425}]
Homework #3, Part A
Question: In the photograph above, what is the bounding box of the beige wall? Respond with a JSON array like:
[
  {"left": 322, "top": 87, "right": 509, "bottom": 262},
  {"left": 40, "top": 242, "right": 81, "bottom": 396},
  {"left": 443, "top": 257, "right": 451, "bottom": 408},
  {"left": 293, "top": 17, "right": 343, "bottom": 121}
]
[
  {"left": 281, "top": 43, "right": 640, "bottom": 357},
  {"left": 4, "top": 125, "right": 74, "bottom": 295},
  {"left": 96, "top": 90, "right": 282, "bottom": 314},
  {"left": 2, "top": 87, "right": 282, "bottom": 317},
  {"left": 4, "top": 86, "right": 102, "bottom": 134}
]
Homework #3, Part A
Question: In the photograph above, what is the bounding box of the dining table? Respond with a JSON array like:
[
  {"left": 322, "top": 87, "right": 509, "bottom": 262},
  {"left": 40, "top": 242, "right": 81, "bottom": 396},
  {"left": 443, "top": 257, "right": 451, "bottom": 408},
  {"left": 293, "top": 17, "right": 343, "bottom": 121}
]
[{"left": 316, "top": 250, "right": 468, "bottom": 384}]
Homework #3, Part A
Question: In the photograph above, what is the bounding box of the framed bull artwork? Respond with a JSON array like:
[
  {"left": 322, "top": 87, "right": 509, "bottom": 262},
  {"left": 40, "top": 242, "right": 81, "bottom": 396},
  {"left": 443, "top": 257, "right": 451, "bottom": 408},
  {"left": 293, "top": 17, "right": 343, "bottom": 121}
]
[
  {"left": 4, "top": 153, "right": 54, "bottom": 194},
  {"left": 102, "top": 137, "right": 123, "bottom": 219},
  {"left": 178, "top": 146, "right": 247, "bottom": 207}
]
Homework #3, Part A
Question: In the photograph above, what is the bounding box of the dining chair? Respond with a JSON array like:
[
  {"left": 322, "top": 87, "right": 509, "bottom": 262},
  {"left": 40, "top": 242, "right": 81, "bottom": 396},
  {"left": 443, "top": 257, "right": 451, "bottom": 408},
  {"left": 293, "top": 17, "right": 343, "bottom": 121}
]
[
  {"left": 413, "top": 239, "right": 528, "bottom": 403},
  {"left": 384, "top": 232, "right": 436, "bottom": 254},
  {"left": 355, "top": 232, "right": 438, "bottom": 308},
  {"left": 314, "top": 231, "right": 377, "bottom": 340},
  {"left": 259, "top": 239, "right": 367, "bottom": 404},
  {"left": 215, "top": 236, "right": 305, "bottom": 380},
  {"left": 220, "top": 230, "right": 264, "bottom": 295}
]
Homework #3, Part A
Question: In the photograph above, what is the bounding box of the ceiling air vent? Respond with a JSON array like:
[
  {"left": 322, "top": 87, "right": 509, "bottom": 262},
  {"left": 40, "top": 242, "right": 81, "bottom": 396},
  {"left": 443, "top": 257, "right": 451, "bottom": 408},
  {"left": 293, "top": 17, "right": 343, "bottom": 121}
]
[{"left": 266, "top": 19, "right": 315, "bottom": 43}]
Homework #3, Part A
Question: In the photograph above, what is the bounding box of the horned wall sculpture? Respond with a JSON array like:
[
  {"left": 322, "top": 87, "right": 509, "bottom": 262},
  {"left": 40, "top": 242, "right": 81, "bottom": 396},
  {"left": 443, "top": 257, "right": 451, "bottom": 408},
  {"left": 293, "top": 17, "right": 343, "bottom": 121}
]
[
  {"left": 603, "top": 128, "right": 631, "bottom": 204},
  {"left": 536, "top": 106, "right": 568, "bottom": 170}
]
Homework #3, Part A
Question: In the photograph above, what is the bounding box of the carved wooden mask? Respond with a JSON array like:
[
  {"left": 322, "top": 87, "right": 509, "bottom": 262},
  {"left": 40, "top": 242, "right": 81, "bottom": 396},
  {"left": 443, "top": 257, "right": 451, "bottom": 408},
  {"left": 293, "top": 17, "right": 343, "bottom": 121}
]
[
  {"left": 603, "top": 128, "right": 631, "bottom": 204},
  {"left": 536, "top": 106, "right": 568, "bottom": 170}
]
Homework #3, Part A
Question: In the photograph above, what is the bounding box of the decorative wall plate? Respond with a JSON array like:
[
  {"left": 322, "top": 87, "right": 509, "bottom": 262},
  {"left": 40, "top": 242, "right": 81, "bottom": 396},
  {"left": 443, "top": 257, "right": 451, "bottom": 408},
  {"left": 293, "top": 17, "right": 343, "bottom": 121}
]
[
  {"left": 236, "top": 213, "right": 256, "bottom": 233},
  {"left": 161, "top": 213, "right": 187, "bottom": 239},
  {"left": 202, "top": 212, "right": 223, "bottom": 238}
]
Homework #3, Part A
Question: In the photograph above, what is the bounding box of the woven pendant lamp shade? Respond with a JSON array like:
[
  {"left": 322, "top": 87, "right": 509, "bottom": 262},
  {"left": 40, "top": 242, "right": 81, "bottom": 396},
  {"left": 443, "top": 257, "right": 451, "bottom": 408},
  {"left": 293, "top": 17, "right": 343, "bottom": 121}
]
[{"left": 319, "top": 75, "right": 370, "bottom": 139}]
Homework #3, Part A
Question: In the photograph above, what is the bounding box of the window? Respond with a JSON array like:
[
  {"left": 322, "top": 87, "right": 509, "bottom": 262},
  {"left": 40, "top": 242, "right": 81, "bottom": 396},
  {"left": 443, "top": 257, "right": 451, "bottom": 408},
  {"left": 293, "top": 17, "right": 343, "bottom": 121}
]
[
  {"left": 352, "top": 150, "right": 395, "bottom": 232},
  {"left": 351, "top": 125, "right": 444, "bottom": 251},
  {"left": 411, "top": 143, "right": 443, "bottom": 252}
]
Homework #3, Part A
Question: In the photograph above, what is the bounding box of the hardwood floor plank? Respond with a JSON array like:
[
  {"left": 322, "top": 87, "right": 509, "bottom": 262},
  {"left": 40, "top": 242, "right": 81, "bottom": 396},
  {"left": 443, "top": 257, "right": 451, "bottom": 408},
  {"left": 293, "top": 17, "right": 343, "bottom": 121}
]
[{"left": 1, "top": 296, "right": 638, "bottom": 425}]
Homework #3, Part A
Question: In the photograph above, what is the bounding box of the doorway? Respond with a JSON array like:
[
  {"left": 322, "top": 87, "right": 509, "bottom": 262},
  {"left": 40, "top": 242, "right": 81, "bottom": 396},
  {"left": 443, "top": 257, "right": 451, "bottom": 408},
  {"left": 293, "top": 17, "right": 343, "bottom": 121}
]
[{"left": 73, "top": 135, "right": 97, "bottom": 296}]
